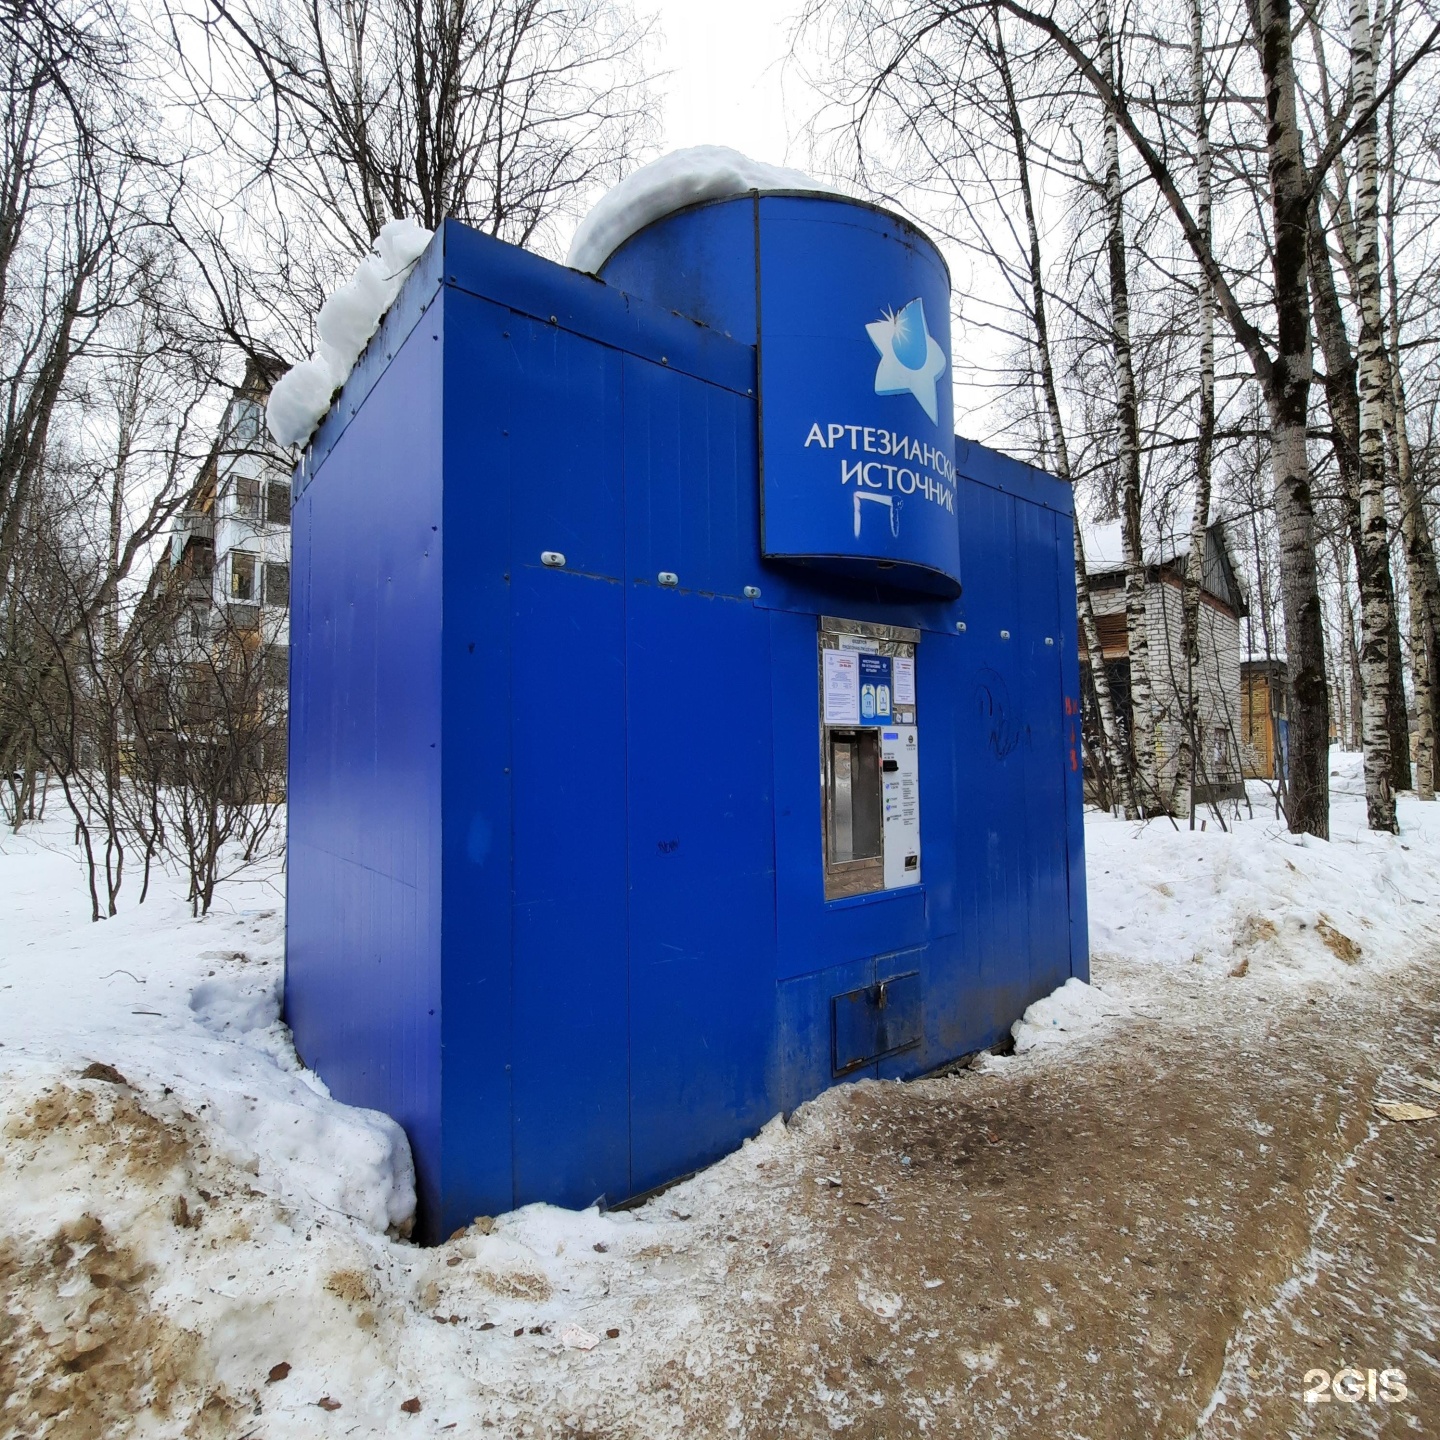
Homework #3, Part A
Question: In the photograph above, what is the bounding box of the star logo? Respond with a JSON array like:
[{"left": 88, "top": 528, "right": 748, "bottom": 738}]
[{"left": 866, "top": 297, "right": 947, "bottom": 423}]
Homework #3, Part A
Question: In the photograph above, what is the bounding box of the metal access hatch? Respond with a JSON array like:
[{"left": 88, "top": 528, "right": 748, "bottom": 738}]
[{"left": 833, "top": 968, "right": 922, "bottom": 1074}]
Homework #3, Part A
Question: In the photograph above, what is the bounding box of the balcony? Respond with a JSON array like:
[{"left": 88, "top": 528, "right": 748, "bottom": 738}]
[
  {"left": 225, "top": 603, "right": 261, "bottom": 635},
  {"left": 177, "top": 511, "right": 215, "bottom": 542}
]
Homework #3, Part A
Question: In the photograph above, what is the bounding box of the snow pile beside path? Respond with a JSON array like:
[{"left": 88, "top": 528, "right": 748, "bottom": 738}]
[
  {"left": 267, "top": 217, "right": 433, "bottom": 448},
  {"left": 0, "top": 814, "right": 821, "bottom": 1436},
  {"left": 1086, "top": 752, "right": 1440, "bottom": 988},
  {"left": 1010, "top": 977, "right": 1128, "bottom": 1055},
  {"left": 0, "top": 808, "right": 812, "bottom": 1433},
  {"left": 3, "top": 752, "right": 1438, "bottom": 1433},
  {"left": 567, "top": 144, "right": 840, "bottom": 274},
  {"left": 0, "top": 826, "right": 415, "bottom": 1238}
]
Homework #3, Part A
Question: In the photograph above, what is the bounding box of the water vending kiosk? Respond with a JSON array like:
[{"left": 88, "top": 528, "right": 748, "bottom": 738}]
[{"left": 285, "top": 184, "right": 1088, "bottom": 1242}]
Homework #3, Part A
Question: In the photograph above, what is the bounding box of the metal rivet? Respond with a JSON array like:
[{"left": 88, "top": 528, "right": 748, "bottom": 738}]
[
  {"left": 743, "top": 585, "right": 761, "bottom": 599},
  {"left": 1044, "top": 636, "right": 1054, "bottom": 646},
  {"left": 661, "top": 356, "right": 669, "bottom": 365},
  {"left": 658, "top": 571, "right": 679, "bottom": 588},
  {"left": 541, "top": 551, "right": 566, "bottom": 568},
  {"left": 956, "top": 622, "right": 967, "bottom": 632},
  {"left": 1000, "top": 629, "right": 1011, "bottom": 639}
]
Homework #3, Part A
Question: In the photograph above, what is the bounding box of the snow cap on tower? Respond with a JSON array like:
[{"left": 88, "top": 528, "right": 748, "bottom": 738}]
[{"left": 566, "top": 145, "right": 842, "bottom": 275}]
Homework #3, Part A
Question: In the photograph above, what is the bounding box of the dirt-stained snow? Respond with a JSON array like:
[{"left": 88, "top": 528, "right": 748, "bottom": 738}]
[{"left": 2, "top": 752, "right": 1438, "bottom": 1436}]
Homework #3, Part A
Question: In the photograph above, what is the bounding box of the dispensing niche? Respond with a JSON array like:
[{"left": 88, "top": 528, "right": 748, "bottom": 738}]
[{"left": 818, "top": 617, "right": 921, "bottom": 900}]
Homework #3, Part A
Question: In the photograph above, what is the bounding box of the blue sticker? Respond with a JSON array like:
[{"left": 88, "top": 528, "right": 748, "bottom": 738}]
[{"left": 858, "top": 653, "right": 893, "bottom": 725}]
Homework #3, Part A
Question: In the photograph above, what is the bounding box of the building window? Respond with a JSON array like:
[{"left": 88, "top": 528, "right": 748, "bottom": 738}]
[
  {"left": 263, "top": 644, "right": 289, "bottom": 687},
  {"left": 229, "top": 399, "right": 260, "bottom": 446},
  {"left": 235, "top": 476, "right": 262, "bottom": 517},
  {"left": 263, "top": 561, "right": 290, "bottom": 608},
  {"left": 230, "top": 551, "right": 257, "bottom": 600},
  {"left": 266, "top": 480, "right": 291, "bottom": 526},
  {"left": 1210, "top": 726, "right": 1231, "bottom": 780}
]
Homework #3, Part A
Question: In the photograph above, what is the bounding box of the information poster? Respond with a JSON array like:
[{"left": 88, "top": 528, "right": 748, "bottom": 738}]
[
  {"left": 857, "top": 653, "right": 893, "bottom": 724},
  {"left": 823, "top": 649, "right": 860, "bottom": 725},
  {"left": 893, "top": 656, "right": 916, "bottom": 707}
]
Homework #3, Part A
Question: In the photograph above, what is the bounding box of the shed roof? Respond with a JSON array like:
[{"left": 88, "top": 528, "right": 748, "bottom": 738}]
[{"left": 1080, "top": 516, "right": 1247, "bottom": 617}]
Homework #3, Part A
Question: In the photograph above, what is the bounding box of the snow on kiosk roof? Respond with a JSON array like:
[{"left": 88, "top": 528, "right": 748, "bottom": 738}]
[
  {"left": 284, "top": 157, "right": 1089, "bottom": 1242},
  {"left": 566, "top": 145, "right": 843, "bottom": 274}
]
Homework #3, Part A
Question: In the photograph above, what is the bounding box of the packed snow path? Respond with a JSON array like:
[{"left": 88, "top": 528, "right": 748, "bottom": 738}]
[{"left": 1, "top": 757, "right": 1437, "bottom": 1437}]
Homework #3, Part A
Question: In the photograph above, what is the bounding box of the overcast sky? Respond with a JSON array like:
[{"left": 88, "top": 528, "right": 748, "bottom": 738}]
[{"left": 638, "top": 0, "right": 814, "bottom": 165}]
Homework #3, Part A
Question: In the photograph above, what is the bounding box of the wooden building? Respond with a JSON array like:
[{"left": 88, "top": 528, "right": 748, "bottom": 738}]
[
  {"left": 1080, "top": 519, "right": 1248, "bottom": 804},
  {"left": 1240, "top": 658, "right": 1288, "bottom": 780}
]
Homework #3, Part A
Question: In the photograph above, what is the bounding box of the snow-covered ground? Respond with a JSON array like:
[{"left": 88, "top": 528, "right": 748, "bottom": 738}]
[
  {"left": 1, "top": 753, "right": 1436, "bottom": 1436},
  {"left": 1085, "top": 763, "right": 1436, "bottom": 990}
]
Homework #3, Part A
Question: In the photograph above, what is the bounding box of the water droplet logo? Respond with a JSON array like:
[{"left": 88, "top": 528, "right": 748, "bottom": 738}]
[{"left": 866, "top": 297, "right": 947, "bottom": 423}]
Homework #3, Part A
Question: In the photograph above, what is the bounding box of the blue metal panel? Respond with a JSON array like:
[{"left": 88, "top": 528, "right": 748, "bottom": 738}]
[
  {"left": 625, "top": 581, "right": 778, "bottom": 1194},
  {"left": 1014, "top": 495, "right": 1070, "bottom": 1005},
  {"left": 511, "top": 565, "right": 630, "bottom": 1208},
  {"left": 952, "top": 480, "right": 1034, "bottom": 1037},
  {"left": 955, "top": 435, "right": 1073, "bottom": 513},
  {"left": 757, "top": 196, "right": 959, "bottom": 595},
  {"left": 506, "top": 316, "right": 627, "bottom": 579},
  {"left": 441, "top": 220, "right": 754, "bottom": 401},
  {"left": 437, "top": 290, "right": 519, "bottom": 1234},
  {"left": 620, "top": 353, "right": 760, "bottom": 598},
  {"left": 505, "top": 315, "right": 630, "bottom": 1209},
  {"left": 285, "top": 294, "right": 445, "bottom": 1229},
  {"left": 601, "top": 195, "right": 762, "bottom": 344}
]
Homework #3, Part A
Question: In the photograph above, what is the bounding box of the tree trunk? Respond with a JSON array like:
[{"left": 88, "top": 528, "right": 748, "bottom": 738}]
[
  {"left": 1383, "top": 577, "right": 1410, "bottom": 791},
  {"left": 1383, "top": 31, "right": 1438, "bottom": 799},
  {"left": 1344, "top": 0, "right": 1399, "bottom": 829},
  {"left": 1308, "top": 203, "right": 1398, "bottom": 812},
  {"left": 1171, "top": 0, "right": 1216, "bottom": 824},
  {"left": 1257, "top": 0, "right": 1329, "bottom": 838},
  {"left": 1339, "top": 558, "right": 1364, "bottom": 750},
  {"left": 996, "top": 16, "right": 1136, "bottom": 817},
  {"left": 1393, "top": 398, "right": 1440, "bottom": 797},
  {"left": 1103, "top": 31, "right": 1157, "bottom": 813},
  {"left": 1400, "top": 485, "right": 1440, "bottom": 798}
]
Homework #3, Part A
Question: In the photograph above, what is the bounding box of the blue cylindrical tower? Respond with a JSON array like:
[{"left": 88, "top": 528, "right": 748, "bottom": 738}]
[{"left": 601, "top": 193, "right": 961, "bottom": 597}]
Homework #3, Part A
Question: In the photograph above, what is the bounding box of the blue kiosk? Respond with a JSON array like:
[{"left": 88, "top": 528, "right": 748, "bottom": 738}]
[{"left": 285, "top": 186, "right": 1088, "bottom": 1242}]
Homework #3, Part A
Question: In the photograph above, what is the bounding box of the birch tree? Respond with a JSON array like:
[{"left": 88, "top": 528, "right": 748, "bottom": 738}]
[
  {"left": 994, "top": 22, "right": 1139, "bottom": 816},
  {"left": 1382, "top": 14, "right": 1440, "bottom": 800},
  {"left": 1342, "top": 0, "right": 1398, "bottom": 829},
  {"left": 1169, "top": 0, "right": 1216, "bottom": 822},
  {"left": 1101, "top": 27, "right": 1159, "bottom": 810}
]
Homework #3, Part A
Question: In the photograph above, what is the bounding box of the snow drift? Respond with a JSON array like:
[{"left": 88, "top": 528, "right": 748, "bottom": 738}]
[{"left": 566, "top": 144, "right": 841, "bottom": 275}]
